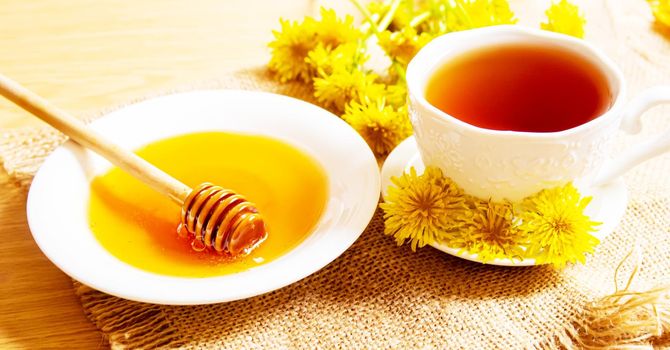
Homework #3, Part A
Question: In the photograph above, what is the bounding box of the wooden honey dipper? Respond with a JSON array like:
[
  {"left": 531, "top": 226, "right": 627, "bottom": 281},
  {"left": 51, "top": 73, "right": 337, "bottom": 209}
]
[{"left": 0, "top": 74, "right": 268, "bottom": 256}]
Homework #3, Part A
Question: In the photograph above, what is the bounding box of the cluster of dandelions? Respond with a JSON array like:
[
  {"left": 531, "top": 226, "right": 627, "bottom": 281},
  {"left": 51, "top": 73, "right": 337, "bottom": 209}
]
[
  {"left": 381, "top": 166, "right": 601, "bottom": 268},
  {"left": 268, "top": 0, "right": 586, "bottom": 158},
  {"left": 649, "top": 0, "right": 670, "bottom": 27}
]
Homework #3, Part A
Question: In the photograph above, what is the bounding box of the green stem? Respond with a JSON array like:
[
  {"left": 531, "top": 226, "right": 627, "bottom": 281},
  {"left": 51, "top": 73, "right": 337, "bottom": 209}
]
[
  {"left": 350, "top": 0, "right": 381, "bottom": 35},
  {"left": 409, "top": 10, "right": 431, "bottom": 28},
  {"left": 393, "top": 62, "right": 407, "bottom": 83},
  {"left": 454, "top": 1, "right": 474, "bottom": 30},
  {"left": 427, "top": 0, "right": 448, "bottom": 34},
  {"left": 377, "top": 0, "right": 402, "bottom": 32}
]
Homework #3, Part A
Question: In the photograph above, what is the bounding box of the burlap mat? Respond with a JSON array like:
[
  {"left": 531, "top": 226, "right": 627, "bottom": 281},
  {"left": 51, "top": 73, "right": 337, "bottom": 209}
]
[
  {"left": 1, "top": 1, "right": 670, "bottom": 348},
  {"left": 0, "top": 68, "right": 667, "bottom": 350}
]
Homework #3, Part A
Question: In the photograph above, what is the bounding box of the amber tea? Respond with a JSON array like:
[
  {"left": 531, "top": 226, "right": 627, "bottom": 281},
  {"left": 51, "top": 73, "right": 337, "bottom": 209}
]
[{"left": 425, "top": 43, "right": 612, "bottom": 132}]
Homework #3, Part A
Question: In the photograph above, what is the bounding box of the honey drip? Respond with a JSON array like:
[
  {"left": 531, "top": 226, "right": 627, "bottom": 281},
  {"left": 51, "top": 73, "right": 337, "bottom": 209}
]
[{"left": 179, "top": 183, "right": 267, "bottom": 256}]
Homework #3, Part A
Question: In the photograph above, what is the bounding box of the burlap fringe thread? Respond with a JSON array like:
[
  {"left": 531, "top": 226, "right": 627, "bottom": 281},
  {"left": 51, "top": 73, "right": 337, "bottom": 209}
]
[{"left": 543, "top": 250, "right": 670, "bottom": 349}]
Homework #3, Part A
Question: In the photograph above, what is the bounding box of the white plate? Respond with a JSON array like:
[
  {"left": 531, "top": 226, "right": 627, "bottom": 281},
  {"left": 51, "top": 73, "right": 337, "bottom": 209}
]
[
  {"left": 381, "top": 136, "right": 628, "bottom": 266},
  {"left": 27, "top": 90, "right": 380, "bottom": 304}
]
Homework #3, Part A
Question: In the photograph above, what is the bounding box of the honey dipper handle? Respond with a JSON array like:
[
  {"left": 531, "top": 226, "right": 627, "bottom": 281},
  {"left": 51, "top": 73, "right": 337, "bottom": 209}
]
[{"left": 0, "top": 74, "right": 191, "bottom": 204}]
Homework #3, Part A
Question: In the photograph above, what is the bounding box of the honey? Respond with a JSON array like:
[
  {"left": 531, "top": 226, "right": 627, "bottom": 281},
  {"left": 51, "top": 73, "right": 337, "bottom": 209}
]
[{"left": 88, "top": 131, "right": 328, "bottom": 277}]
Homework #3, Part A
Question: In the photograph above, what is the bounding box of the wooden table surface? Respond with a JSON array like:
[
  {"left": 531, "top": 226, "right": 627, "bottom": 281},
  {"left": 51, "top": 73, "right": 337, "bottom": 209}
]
[{"left": 0, "top": 0, "right": 666, "bottom": 348}]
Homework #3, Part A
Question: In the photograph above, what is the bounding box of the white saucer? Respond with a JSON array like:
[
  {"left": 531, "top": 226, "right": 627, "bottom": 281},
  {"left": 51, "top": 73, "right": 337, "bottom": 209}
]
[
  {"left": 381, "top": 136, "right": 628, "bottom": 267},
  {"left": 27, "top": 90, "right": 380, "bottom": 304}
]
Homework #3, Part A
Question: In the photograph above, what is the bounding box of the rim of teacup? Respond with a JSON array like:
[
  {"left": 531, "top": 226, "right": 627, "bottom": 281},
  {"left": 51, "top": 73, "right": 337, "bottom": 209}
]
[{"left": 406, "top": 25, "right": 626, "bottom": 139}]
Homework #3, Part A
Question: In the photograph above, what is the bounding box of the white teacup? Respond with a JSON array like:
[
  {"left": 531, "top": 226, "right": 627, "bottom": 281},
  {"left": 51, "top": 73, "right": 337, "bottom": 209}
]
[{"left": 406, "top": 25, "right": 670, "bottom": 202}]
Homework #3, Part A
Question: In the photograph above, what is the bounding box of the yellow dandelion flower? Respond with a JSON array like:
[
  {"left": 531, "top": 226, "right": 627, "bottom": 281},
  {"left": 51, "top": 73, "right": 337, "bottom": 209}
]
[
  {"left": 313, "top": 8, "right": 363, "bottom": 49},
  {"left": 342, "top": 97, "right": 412, "bottom": 156},
  {"left": 417, "top": 4, "right": 448, "bottom": 36},
  {"left": 649, "top": 0, "right": 670, "bottom": 27},
  {"left": 305, "top": 42, "right": 367, "bottom": 78},
  {"left": 490, "top": 0, "right": 517, "bottom": 23},
  {"left": 383, "top": 83, "right": 408, "bottom": 109},
  {"left": 381, "top": 166, "right": 467, "bottom": 251},
  {"left": 378, "top": 27, "right": 433, "bottom": 67},
  {"left": 519, "top": 183, "right": 600, "bottom": 268},
  {"left": 366, "top": 1, "right": 388, "bottom": 18},
  {"left": 449, "top": 200, "right": 525, "bottom": 263},
  {"left": 354, "top": 81, "right": 407, "bottom": 109},
  {"left": 268, "top": 7, "right": 363, "bottom": 83},
  {"left": 313, "top": 69, "right": 385, "bottom": 113},
  {"left": 445, "top": 0, "right": 517, "bottom": 33},
  {"left": 367, "top": 0, "right": 418, "bottom": 32},
  {"left": 268, "top": 18, "right": 318, "bottom": 83},
  {"left": 541, "top": 0, "right": 586, "bottom": 39}
]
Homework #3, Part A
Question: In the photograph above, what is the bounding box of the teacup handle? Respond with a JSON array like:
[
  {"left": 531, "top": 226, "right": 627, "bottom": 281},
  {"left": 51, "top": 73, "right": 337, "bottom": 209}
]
[{"left": 593, "top": 86, "right": 670, "bottom": 186}]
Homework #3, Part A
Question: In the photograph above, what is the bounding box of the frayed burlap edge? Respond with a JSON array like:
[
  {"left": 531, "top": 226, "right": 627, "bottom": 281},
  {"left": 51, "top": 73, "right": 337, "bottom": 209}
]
[
  {"left": 74, "top": 281, "right": 185, "bottom": 349},
  {"left": 540, "top": 249, "right": 670, "bottom": 350},
  {"left": 542, "top": 288, "right": 670, "bottom": 350}
]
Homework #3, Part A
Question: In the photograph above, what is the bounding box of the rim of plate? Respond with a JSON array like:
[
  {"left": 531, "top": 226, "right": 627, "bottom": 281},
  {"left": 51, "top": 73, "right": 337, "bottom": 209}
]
[
  {"left": 26, "top": 90, "right": 380, "bottom": 305},
  {"left": 380, "top": 136, "right": 628, "bottom": 267}
]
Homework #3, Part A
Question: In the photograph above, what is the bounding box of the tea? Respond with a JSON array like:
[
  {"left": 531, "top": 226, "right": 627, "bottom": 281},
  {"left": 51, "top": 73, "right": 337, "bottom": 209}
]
[{"left": 425, "top": 43, "right": 612, "bottom": 132}]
